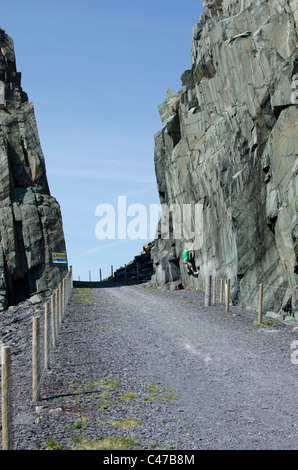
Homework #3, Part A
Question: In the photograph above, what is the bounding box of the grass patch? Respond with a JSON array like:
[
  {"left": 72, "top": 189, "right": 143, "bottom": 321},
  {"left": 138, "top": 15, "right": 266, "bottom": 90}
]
[
  {"left": 160, "top": 394, "right": 180, "bottom": 400},
  {"left": 254, "top": 320, "right": 275, "bottom": 327},
  {"left": 68, "top": 417, "right": 90, "bottom": 431},
  {"left": 45, "top": 436, "right": 64, "bottom": 450},
  {"left": 110, "top": 418, "right": 143, "bottom": 429},
  {"left": 101, "top": 378, "right": 120, "bottom": 390},
  {"left": 74, "top": 289, "right": 94, "bottom": 304},
  {"left": 147, "top": 385, "right": 160, "bottom": 394},
  {"left": 71, "top": 436, "right": 138, "bottom": 450},
  {"left": 120, "top": 392, "right": 138, "bottom": 400},
  {"left": 144, "top": 386, "right": 179, "bottom": 402}
]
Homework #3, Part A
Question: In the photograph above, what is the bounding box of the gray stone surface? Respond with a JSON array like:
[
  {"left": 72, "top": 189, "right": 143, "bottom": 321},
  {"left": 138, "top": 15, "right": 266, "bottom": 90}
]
[
  {"left": 0, "top": 29, "right": 67, "bottom": 311},
  {"left": 151, "top": 0, "right": 298, "bottom": 317}
]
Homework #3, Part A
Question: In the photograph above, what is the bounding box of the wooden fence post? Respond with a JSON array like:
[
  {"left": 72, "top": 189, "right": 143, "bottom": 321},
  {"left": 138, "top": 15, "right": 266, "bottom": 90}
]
[
  {"left": 89, "top": 270, "right": 91, "bottom": 282},
  {"left": 55, "top": 288, "right": 59, "bottom": 339},
  {"left": 1, "top": 346, "right": 12, "bottom": 450},
  {"left": 225, "top": 279, "right": 230, "bottom": 313},
  {"left": 59, "top": 283, "right": 62, "bottom": 327},
  {"left": 63, "top": 277, "right": 66, "bottom": 315},
  {"left": 62, "top": 278, "right": 64, "bottom": 315},
  {"left": 99, "top": 269, "right": 102, "bottom": 282},
  {"left": 213, "top": 277, "right": 216, "bottom": 304},
  {"left": 258, "top": 283, "right": 263, "bottom": 324},
  {"left": 44, "top": 303, "right": 49, "bottom": 370},
  {"left": 32, "top": 316, "right": 40, "bottom": 402},
  {"left": 51, "top": 293, "right": 56, "bottom": 348},
  {"left": 204, "top": 275, "right": 212, "bottom": 307},
  {"left": 65, "top": 273, "right": 69, "bottom": 305},
  {"left": 220, "top": 279, "right": 224, "bottom": 304}
]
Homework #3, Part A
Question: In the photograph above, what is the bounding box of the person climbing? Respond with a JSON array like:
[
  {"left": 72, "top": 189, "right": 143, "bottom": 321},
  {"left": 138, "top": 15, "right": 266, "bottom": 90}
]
[{"left": 182, "top": 243, "right": 199, "bottom": 275}]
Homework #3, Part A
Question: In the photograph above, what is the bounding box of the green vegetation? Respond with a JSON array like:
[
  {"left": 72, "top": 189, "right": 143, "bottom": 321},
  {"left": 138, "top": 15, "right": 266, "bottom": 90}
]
[
  {"left": 147, "top": 385, "right": 160, "bottom": 393},
  {"left": 74, "top": 288, "right": 95, "bottom": 304},
  {"left": 68, "top": 417, "right": 90, "bottom": 431},
  {"left": 120, "top": 392, "right": 138, "bottom": 400},
  {"left": 71, "top": 436, "right": 139, "bottom": 450},
  {"left": 42, "top": 377, "right": 180, "bottom": 450},
  {"left": 110, "top": 418, "right": 143, "bottom": 429},
  {"left": 45, "top": 436, "right": 64, "bottom": 450}
]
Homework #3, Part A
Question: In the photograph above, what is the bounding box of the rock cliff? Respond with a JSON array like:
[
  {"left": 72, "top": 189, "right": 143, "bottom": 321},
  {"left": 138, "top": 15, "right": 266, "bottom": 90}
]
[
  {"left": 104, "top": 242, "right": 154, "bottom": 283},
  {"left": 151, "top": 0, "right": 298, "bottom": 314},
  {"left": 0, "top": 29, "right": 67, "bottom": 311}
]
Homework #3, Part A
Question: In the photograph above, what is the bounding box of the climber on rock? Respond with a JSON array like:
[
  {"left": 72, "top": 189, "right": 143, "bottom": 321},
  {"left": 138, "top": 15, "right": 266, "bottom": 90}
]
[{"left": 182, "top": 243, "right": 199, "bottom": 275}]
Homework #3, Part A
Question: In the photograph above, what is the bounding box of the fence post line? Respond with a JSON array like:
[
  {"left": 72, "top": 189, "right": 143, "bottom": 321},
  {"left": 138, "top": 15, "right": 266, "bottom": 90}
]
[
  {"left": 44, "top": 303, "right": 49, "bottom": 370},
  {"left": 68, "top": 271, "right": 70, "bottom": 299},
  {"left": 65, "top": 274, "right": 68, "bottom": 306},
  {"left": 51, "top": 293, "right": 56, "bottom": 348},
  {"left": 55, "top": 288, "right": 59, "bottom": 339},
  {"left": 220, "top": 279, "right": 223, "bottom": 304},
  {"left": 258, "top": 283, "right": 263, "bottom": 324},
  {"left": 32, "top": 316, "right": 41, "bottom": 402},
  {"left": 62, "top": 278, "right": 66, "bottom": 318},
  {"left": 1, "top": 346, "right": 12, "bottom": 450},
  {"left": 89, "top": 270, "right": 91, "bottom": 282},
  {"left": 111, "top": 265, "right": 114, "bottom": 278},
  {"left": 204, "top": 275, "right": 212, "bottom": 307},
  {"left": 99, "top": 268, "right": 102, "bottom": 282},
  {"left": 226, "top": 279, "right": 230, "bottom": 313},
  {"left": 213, "top": 277, "right": 216, "bottom": 304},
  {"left": 59, "top": 283, "right": 62, "bottom": 327},
  {"left": 65, "top": 275, "right": 67, "bottom": 309}
]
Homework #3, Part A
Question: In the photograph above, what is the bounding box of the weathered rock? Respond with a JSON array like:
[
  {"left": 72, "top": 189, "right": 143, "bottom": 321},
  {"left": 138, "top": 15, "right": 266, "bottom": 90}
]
[
  {"left": 0, "top": 29, "right": 67, "bottom": 310},
  {"left": 106, "top": 242, "right": 154, "bottom": 283},
  {"left": 151, "top": 0, "right": 298, "bottom": 315}
]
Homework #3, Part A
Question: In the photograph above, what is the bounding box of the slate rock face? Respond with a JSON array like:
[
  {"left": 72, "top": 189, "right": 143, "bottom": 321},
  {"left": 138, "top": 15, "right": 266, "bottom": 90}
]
[
  {"left": 106, "top": 242, "right": 154, "bottom": 283},
  {"left": 151, "top": 0, "right": 298, "bottom": 314},
  {"left": 0, "top": 29, "right": 67, "bottom": 311}
]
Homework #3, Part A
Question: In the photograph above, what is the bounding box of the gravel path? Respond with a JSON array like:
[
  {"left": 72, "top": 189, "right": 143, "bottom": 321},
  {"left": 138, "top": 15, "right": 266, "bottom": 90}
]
[{"left": 2, "top": 283, "right": 298, "bottom": 450}]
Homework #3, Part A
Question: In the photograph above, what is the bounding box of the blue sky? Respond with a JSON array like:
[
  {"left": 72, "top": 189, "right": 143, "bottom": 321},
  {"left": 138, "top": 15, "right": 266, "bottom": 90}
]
[{"left": 1, "top": 0, "right": 204, "bottom": 281}]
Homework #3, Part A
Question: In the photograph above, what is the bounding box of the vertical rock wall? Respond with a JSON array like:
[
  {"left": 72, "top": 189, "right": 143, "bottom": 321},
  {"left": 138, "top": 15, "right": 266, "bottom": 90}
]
[
  {"left": 0, "top": 29, "right": 67, "bottom": 311},
  {"left": 151, "top": 0, "right": 297, "bottom": 313}
]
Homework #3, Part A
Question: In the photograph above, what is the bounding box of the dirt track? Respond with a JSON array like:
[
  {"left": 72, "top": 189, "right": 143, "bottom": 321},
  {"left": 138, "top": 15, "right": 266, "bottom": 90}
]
[{"left": 3, "top": 283, "right": 298, "bottom": 450}]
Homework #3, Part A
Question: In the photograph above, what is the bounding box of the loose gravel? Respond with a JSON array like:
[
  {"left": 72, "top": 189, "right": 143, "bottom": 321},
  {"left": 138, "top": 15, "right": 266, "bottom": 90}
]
[{"left": 1, "top": 282, "right": 298, "bottom": 450}]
